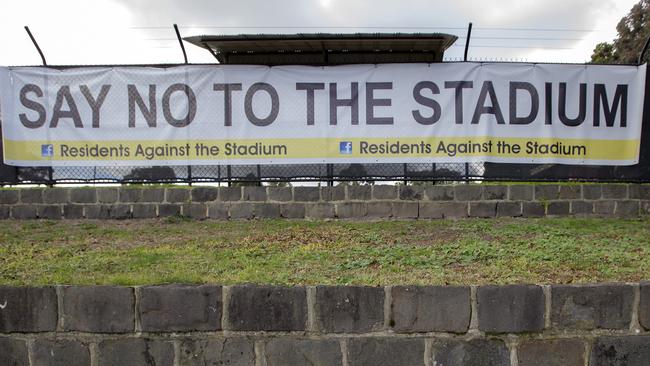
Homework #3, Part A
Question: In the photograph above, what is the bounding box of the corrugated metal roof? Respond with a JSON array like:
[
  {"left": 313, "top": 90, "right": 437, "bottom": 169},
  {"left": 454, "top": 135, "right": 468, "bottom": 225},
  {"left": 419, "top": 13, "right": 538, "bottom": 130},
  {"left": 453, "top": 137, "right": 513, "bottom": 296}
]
[{"left": 183, "top": 33, "right": 458, "bottom": 65}]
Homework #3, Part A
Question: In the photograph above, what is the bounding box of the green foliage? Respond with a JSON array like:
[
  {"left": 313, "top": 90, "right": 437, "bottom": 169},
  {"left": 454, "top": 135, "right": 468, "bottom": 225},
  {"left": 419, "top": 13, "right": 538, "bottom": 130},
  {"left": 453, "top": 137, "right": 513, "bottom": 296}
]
[{"left": 591, "top": 42, "right": 617, "bottom": 64}]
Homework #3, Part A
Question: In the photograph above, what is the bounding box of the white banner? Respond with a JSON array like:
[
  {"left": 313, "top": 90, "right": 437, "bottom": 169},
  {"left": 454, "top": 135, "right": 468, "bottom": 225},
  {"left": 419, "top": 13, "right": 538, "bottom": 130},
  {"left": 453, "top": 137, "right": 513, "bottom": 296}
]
[{"left": 0, "top": 63, "right": 646, "bottom": 166}]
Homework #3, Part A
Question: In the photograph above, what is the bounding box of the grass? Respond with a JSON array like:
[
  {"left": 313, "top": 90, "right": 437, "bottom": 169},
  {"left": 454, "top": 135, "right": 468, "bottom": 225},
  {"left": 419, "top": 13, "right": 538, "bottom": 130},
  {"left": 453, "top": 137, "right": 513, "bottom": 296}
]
[{"left": 0, "top": 218, "right": 648, "bottom": 286}]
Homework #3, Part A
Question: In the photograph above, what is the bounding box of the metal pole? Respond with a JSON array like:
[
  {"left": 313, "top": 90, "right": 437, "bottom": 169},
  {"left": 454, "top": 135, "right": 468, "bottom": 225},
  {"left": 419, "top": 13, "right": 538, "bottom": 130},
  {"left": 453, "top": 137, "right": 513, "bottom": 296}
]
[
  {"left": 464, "top": 23, "right": 473, "bottom": 184},
  {"left": 25, "top": 26, "right": 54, "bottom": 185},
  {"left": 463, "top": 22, "right": 473, "bottom": 62},
  {"left": 173, "top": 25, "right": 192, "bottom": 185},
  {"left": 323, "top": 49, "right": 334, "bottom": 187},
  {"left": 173, "top": 24, "right": 189, "bottom": 64},
  {"left": 24, "top": 26, "right": 47, "bottom": 66}
]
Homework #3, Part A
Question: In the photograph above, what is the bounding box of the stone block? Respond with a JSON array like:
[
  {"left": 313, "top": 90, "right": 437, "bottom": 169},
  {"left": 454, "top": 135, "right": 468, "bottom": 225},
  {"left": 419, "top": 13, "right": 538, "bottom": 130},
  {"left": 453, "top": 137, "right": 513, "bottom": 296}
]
[
  {"left": 558, "top": 185, "right": 582, "bottom": 200},
  {"left": 305, "top": 203, "right": 335, "bottom": 219},
  {"left": 242, "top": 186, "right": 267, "bottom": 201},
  {"left": 281, "top": 203, "right": 306, "bottom": 219},
  {"left": 207, "top": 203, "right": 229, "bottom": 219},
  {"left": 496, "top": 201, "right": 522, "bottom": 217},
  {"left": 391, "top": 286, "right": 470, "bottom": 333},
  {"left": 62, "top": 286, "right": 134, "bottom": 333},
  {"left": 97, "top": 188, "right": 118, "bottom": 203},
  {"left": 267, "top": 187, "right": 292, "bottom": 202},
  {"left": 509, "top": 185, "right": 534, "bottom": 201},
  {"left": 108, "top": 204, "right": 132, "bottom": 219},
  {"left": 582, "top": 185, "right": 602, "bottom": 200},
  {"left": 83, "top": 205, "right": 107, "bottom": 220},
  {"left": 373, "top": 185, "right": 398, "bottom": 200},
  {"left": 98, "top": 338, "right": 173, "bottom": 366},
  {"left": 32, "top": 339, "right": 90, "bottom": 366},
  {"left": 535, "top": 185, "right": 559, "bottom": 200},
  {"left": 219, "top": 187, "right": 242, "bottom": 201},
  {"left": 558, "top": 185, "right": 582, "bottom": 199},
  {"left": 399, "top": 185, "right": 424, "bottom": 200},
  {"left": 615, "top": 200, "right": 640, "bottom": 217},
  {"left": 182, "top": 203, "right": 207, "bottom": 219},
  {"left": 294, "top": 187, "right": 320, "bottom": 202},
  {"left": 641, "top": 200, "right": 650, "bottom": 215},
  {"left": 141, "top": 188, "right": 165, "bottom": 202},
  {"left": 0, "top": 338, "right": 28, "bottom": 366},
  {"left": 629, "top": 184, "right": 650, "bottom": 199},
  {"left": 424, "top": 185, "right": 454, "bottom": 201},
  {"left": 322, "top": 186, "right": 346, "bottom": 201},
  {"left": 315, "top": 286, "right": 384, "bottom": 333},
  {"left": 11, "top": 205, "right": 37, "bottom": 219},
  {"left": 469, "top": 202, "right": 496, "bottom": 218},
  {"left": 348, "top": 338, "right": 424, "bottom": 366},
  {"left": 547, "top": 201, "right": 570, "bottom": 216},
  {"left": 517, "top": 339, "right": 586, "bottom": 366},
  {"left": 641, "top": 281, "right": 650, "bottom": 330},
  {"left": 347, "top": 185, "right": 371, "bottom": 200},
  {"left": 190, "top": 187, "right": 219, "bottom": 202},
  {"left": 230, "top": 202, "right": 254, "bottom": 220},
  {"left": 419, "top": 202, "right": 467, "bottom": 219},
  {"left": 42, "top": 188, "right": 69, "bottom": 203},
  {"left": 264, "top": 339, "right": 342, "bottom": 366},
  {"left": 132, "top": 204, "right": 157, "bottom": 218},
  {"left": 336, "top": 202, "right": 367, "bottom": 219},
  {"left": 0, "top": 286, "right": 57, "bottom": 332},
  {"left": 179, "top": 338, "right": 255, "bottom": 366},
  {"left": 20, "top": 188, "right": 43, "bottom": 203},
  {"left": 167, "top": 187, "right": 190, "bottom": 202},
  {"left": 70, "top": 188, "right": 96, "bottom": 203},
  {"left": 0, "top": 206, "right": 9, "bottom": 219},
  {"left": 477, "top": 284, "right": 545, "bottom": 333},
  {"left": 227, "top": 285, "right": 307, "bottom": 331},
  {"left": 84, "top": 204, "right": 131, "bottom": 219},
  {"left": 366, "top": 202, "right": 392, "bottom": 218},
  {"left": 392, "top": 202, "right": 418, "bottom": 218},
  {"left": 158, "top": 204, "right": 181, "bottom": 217},
  {"left": 522, "top": 202, "right": 545, "bottom": 217},
  {"left": 594, "top": 200, "right": 616, "bottom": 215},
  {"left": 0, "top": 189, "right": 19, "bottom": 204},
  {"left": 431, "top": 339, "right": 509, "bottom": 366},
  {"left": 118, "top": 188, "right": 142, "bottom": 202},
  {"left": 454, "top": 185, "right": 482, "bottom": 201},
  {"left": 551, "top": 284, "right": 634, "bottom": 330},
  {"left": 602, "top": 184, "right": 628, "bottom": 199},
  {"left": 139, "top": 285, "right": 222, "bottom": 332},
  {"left": 38, "top": 205, "right": 62, "bottom": 220},
  {"left": 570, "top": 200, "right": 593, "bottom": 215},
  {"left": 483, "top": 185, "right": 507, "bottom": 200},
  {"left": 62, "top": 204, "right": 83, "bottom": 219},
  {"left": 418, "top": 202, "right": 443, "bottom": 219},
  {"left": 590, "top": 336, "right": 650, "bottom": 366},
  {"left": 255, "top": 203, "right": 281, "bottom": 218}
]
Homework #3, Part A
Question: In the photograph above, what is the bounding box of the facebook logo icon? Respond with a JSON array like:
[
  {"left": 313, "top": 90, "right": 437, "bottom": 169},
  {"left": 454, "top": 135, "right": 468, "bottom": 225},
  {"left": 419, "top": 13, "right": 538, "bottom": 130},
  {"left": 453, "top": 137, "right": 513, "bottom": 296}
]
[
  {"left": 41, "top": 144, "right": 54, "bottom": 157},
  {"left": 339, "top": 141, "right": 353, "bottom": 154}
]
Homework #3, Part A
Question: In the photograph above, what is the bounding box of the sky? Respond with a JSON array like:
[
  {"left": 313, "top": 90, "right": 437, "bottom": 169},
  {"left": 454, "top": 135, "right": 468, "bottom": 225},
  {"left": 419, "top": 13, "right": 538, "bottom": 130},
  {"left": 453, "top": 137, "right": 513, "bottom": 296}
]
[{"left": 0, "top": 0, "right": 642, "bottom": 66}]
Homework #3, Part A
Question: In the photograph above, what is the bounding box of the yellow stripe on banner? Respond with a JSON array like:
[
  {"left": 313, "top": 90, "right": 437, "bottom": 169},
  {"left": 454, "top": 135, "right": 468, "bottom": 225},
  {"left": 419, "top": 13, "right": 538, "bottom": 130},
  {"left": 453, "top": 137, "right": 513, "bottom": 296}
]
[{"left": 2, "top": 137, "right": 640, "bottom": 162}]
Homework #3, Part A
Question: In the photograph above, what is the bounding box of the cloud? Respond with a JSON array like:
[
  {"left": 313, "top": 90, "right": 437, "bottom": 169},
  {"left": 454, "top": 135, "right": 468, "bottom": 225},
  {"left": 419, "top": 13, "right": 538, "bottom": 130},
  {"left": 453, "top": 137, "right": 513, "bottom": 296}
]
[{"left": 0, "top": 0, "right": 641, "bottom": 65}]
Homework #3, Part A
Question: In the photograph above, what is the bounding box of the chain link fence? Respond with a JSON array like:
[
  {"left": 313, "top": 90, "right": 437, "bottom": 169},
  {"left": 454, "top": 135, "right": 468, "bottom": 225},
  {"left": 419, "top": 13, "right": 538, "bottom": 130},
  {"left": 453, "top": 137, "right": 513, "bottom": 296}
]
[{"left": 1, "top": 158, "right": 649, "bottom": 185}]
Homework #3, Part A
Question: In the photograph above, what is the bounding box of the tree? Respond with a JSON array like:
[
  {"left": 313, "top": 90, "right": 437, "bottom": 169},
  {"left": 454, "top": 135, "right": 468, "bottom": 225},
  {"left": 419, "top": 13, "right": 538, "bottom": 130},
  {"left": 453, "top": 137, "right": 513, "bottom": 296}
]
[
  {"left": 591, "top": 42, "right": 617, "bottom": 63},
  {"left": 591, "top": 0, "right": 650, "bottom": 64}
]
